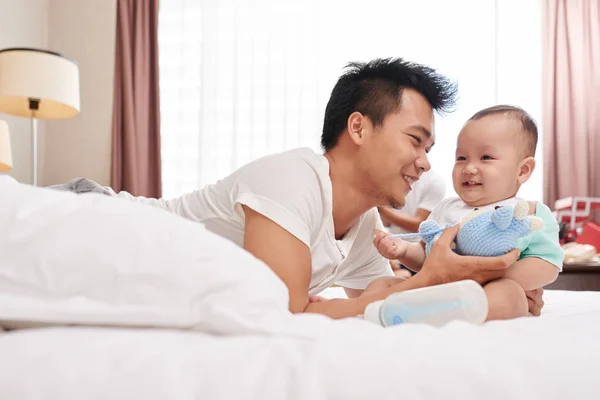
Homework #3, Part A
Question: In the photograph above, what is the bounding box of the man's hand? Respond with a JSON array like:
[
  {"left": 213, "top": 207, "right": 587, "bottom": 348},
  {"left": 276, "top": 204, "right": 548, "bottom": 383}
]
[
  {"left": 526, "top": 288, "right": 545, "bottom": 316},
  {"left": 421, "top": 224, "right": 521, "bottom": 286},
  {"left": 309, "top": 295, "right": 327, "bottom": 303}
]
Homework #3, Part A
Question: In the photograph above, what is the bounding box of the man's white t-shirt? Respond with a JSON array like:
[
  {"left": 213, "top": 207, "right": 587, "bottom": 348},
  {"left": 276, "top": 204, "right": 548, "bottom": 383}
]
[
  {"left": 116, "top": 148, "right": 393, "bottom": 295},
  {"left": 388, "top": 170, "right": 446, "bottom": 237}
]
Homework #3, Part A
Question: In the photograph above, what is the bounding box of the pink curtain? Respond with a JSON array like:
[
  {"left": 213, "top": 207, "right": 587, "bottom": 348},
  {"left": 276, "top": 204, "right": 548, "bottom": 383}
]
[
  {"left": 543, "top": 0, "right": 600, "bottom": 210},
  {"left": 111, "top": 0, "right": 162, "bottom": 197}
]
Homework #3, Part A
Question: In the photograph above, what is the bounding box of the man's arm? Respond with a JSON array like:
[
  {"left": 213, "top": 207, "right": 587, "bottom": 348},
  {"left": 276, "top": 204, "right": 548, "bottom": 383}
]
[
  {"left": 243, "top": 204, "right": 444, "bottom": 317},
  {"left": 243, "top": 210, "right": 519, "bottom": 319},
  {"left": 343, "top": 276, "right": 408, "bottom": 298},
  {"left": 377, "top": 207, "right": 431, "bottom": 233},
  {"left": 243, "top": 205, "right": 313, "bottom": 313}
]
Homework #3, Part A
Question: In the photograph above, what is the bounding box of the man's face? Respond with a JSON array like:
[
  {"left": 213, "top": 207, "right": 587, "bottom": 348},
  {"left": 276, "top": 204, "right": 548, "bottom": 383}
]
[{"left": 359, "top": 89, "right": 435, "bottom": 208}]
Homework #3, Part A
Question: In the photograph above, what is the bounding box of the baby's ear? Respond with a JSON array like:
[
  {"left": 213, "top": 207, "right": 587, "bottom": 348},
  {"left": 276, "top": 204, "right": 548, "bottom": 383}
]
[
  {"left": 518, "top": 157, "right": 536, "bottom": 185},
  {"left": 528, "top": 216, "right": 544, "bottom": 232}
]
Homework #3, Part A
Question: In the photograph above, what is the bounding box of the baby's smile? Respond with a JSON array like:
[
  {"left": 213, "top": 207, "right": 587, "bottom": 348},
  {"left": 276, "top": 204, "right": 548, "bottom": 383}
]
[{"left": 462, "top": 180, "right": 482, "bottom": 188}]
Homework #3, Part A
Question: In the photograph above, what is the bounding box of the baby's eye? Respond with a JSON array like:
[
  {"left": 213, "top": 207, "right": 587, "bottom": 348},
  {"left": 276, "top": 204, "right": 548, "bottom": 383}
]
[
  {"left": 456, "top": 156, "right": 466, "bottom": 161},
  {"left": 481, "top": 155, "right": 493, "bottom": 160}
]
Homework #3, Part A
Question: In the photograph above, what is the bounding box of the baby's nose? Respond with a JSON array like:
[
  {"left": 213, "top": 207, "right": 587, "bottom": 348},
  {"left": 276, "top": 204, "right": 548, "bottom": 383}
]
[{"left": 463, "top": 164, "right": 477, "bottom": 174}]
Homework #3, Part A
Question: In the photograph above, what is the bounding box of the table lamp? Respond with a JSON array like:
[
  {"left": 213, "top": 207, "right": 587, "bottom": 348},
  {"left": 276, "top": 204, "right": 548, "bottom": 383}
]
[
  {"left": 0, "top": 48, "right": 80, "bottom": 186},
  {"left": 0, "top": 120, "right": 12, "bottom": 172}
]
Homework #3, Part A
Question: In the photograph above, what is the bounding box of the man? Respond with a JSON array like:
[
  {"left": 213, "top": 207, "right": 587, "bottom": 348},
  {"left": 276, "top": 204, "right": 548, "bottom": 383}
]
[
  {"left": 378, "top": 169, "right": 446, "bottom": 277},
  {"left": 112, "top": 58, "right": 543, "bottom": 318}
]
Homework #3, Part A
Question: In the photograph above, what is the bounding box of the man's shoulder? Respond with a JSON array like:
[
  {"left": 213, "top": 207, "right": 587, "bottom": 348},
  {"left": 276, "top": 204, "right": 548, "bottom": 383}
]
[
  {"left": 240, "top": 148, "right": 327, "bottom": 179},
  {"left": 250, "top": 147, "right": 323, "bottom": 166}
]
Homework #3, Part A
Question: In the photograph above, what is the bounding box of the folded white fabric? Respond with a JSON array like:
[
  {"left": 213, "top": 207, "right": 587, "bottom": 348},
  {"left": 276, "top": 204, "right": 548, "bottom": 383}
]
[{"left": 0, "top": 176, "right": 294, "bottom": 335}]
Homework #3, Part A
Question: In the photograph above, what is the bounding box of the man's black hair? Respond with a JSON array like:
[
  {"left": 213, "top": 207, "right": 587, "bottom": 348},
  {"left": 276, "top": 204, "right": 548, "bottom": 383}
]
[{"left": 321, "top": 57, "right": 458, "bottom": 150}]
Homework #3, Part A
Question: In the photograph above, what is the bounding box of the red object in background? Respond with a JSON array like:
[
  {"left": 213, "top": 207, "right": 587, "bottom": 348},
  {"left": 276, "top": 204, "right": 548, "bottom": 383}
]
[
  {"left": 575, "top": 222, "right": 600, "bottom": 250},
  {"left": 554, "top": 196, "right": 600, "bottom": 230}
]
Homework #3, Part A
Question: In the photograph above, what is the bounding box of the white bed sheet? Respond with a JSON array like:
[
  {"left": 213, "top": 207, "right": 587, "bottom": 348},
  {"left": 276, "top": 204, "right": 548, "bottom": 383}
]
[{"left": 1, "top": 289, "right": 599, "bottom": 400}]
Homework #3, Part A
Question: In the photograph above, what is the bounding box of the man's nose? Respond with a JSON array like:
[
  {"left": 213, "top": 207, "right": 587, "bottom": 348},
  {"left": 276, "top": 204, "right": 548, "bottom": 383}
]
[{"left": 416, "top": 154, "right": 431, "bottom": 175}]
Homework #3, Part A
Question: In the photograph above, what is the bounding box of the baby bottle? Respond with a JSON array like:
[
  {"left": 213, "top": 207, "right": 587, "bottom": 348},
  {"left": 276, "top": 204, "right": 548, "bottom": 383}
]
[{"left": 363, "top": 280, "right": 488, "bottom": 327}]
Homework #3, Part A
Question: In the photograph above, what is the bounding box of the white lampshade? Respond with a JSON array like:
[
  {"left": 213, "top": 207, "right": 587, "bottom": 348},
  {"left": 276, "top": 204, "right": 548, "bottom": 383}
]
[
  {"left": 0, "top": 48, "right": 80, "bottom": 119},
  {"left": 0, "top": 120, "right": 12, "bottom": 172}
]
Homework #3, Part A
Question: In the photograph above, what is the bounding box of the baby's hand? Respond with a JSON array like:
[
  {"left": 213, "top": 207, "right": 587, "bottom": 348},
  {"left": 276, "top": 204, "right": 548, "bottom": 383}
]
[{"left": 373, "top": 229, "right": 409, "bottom": 260}]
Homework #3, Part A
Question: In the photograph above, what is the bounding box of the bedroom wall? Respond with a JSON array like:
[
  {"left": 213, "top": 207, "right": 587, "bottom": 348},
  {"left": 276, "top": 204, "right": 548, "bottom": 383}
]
[
  {"left": 0, "top": 0, "right": 116, "bottom": 186},
  {"left": 43, "top": 0, "right": 116, "bottom": 186},
  {"left": 0, "top": 0, "right": 49, "bottom": 185}
]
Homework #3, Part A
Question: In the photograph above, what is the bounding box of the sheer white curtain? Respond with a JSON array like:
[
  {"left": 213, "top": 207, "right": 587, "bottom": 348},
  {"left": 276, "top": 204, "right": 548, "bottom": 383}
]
[{"left": 159, "top": 0, "right": 543, "bottom": 201}]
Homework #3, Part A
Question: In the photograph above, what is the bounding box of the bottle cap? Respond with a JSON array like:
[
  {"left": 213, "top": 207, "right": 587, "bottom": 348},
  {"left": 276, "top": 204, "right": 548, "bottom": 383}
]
[{"left": 363, "top": 300, "right": 384, "bottom": 325}]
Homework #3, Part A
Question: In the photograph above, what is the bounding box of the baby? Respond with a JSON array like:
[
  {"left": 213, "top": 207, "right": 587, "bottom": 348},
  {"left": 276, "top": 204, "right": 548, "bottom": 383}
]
[{"left": 375, "top": 105, "right": 564, "bottom": 321}]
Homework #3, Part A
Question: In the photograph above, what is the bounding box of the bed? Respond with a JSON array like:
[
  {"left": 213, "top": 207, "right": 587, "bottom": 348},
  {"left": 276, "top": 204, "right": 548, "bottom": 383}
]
[
  {"left": 2, "top": 176, "right": 600, "bottom": 399},
  {"left": 1, "top": 289, "right": 600, "bottom": 400}
]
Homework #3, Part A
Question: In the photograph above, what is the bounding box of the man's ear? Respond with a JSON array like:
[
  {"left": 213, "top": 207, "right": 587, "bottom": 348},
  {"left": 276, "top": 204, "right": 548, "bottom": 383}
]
[
  {"left": 347, "top": 112, "right": 369, "bottom": 145},
  {"left": 517, "top": 156, "right": 536, "bottom": 185}
]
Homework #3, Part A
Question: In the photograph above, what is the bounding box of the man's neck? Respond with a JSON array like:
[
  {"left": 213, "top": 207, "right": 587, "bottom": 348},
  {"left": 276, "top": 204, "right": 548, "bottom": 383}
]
[{"left": 325, "top": 150, "right": 378, "bottom": 240}]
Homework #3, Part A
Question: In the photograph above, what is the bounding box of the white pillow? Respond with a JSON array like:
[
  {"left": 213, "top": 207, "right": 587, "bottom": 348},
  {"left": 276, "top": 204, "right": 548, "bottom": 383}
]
[{"left": 0, "top": 176, "right": 292, "bottom": 335}]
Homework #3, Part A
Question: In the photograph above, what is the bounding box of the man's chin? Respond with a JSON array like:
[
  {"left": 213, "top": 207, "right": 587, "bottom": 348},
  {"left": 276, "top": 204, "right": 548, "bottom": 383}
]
[{"left": 388, "top": 197, "right": 406, "bottom": 210}]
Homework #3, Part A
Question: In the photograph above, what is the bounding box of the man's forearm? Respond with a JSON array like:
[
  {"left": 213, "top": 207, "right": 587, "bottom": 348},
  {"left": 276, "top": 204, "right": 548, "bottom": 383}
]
[
  {"left": 378, "top": 207, "right": 423, "bottom": 233},
  {"left": 304, "top": 273, "right": 434, "bottom": 319}
]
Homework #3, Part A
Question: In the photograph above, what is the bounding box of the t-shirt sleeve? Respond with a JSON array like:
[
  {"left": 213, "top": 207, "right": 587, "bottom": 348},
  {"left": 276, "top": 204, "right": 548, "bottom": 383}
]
[
  {"left": 233, "top": 153, "right": 326, "bottom": 248},
  {"left": 334, "top": 211, "right": 394, "bottom": 289},
  {"left": 418, "top": 174, "right": 447, "bottom": 212},
  {"left": 517, "top": 202, "right": 565, "bottom": 271}
]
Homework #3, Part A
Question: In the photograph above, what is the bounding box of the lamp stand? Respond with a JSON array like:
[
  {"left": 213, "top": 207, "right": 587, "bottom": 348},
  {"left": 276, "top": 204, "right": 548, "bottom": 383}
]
[
  {"left": 31, "top": 116, "right": 38, "bottom": 186},
  {"left": 29, "top": 98, "right": 40, "bottom": 186}
]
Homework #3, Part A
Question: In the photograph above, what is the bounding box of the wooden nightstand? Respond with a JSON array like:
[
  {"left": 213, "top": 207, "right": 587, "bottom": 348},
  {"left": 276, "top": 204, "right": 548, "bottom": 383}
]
[{"left": 545, "top": 262, "right": 600, "bottom": 291}]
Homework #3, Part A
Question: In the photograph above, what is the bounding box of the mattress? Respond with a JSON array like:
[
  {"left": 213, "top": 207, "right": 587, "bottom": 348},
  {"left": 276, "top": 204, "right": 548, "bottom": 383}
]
[{"left": 1, "top": 289, "right": 599, "bottom": 400}]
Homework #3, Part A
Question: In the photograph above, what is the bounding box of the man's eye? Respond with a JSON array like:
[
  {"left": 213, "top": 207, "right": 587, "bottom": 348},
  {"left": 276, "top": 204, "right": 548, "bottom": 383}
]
[{"left": 410, "top": 135, "right": 422, "bottom": 145}]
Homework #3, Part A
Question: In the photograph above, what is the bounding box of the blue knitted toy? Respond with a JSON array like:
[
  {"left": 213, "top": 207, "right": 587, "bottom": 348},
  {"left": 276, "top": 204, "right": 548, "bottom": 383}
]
[{"left": 389, "top": 201, "right": 544, "bottom": 257}]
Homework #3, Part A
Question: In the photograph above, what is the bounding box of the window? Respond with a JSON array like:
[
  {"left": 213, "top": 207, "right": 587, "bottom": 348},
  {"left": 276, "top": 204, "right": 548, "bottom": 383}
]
[{"left": 159, "top": 0, "right": 543, "bottom": 201}]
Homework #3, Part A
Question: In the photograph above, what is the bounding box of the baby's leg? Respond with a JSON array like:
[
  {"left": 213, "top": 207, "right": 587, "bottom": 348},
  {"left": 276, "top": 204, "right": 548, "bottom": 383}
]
[{"left": 483, "top": 278, "right": 528, "bottom": 321}]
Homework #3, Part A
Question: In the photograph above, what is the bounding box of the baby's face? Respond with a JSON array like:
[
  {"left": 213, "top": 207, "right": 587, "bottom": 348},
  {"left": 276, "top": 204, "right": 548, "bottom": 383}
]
[{"left": 452, "top": 116, "right": 524, "bottom": 207}]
